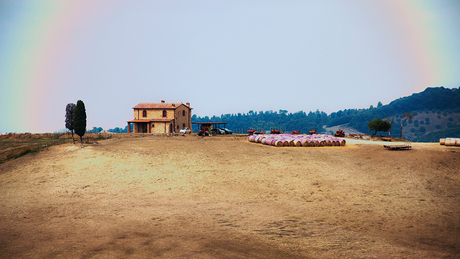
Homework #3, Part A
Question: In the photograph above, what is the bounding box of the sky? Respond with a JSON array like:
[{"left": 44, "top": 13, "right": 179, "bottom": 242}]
[{"left": 1, "top": 0, "right": 459, "bottom": 133}]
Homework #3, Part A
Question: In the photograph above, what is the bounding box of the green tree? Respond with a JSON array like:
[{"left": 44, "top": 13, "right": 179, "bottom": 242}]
[
  {"left": 65, "top": 103, "right": 76, "bottom": 144},
  {"left": 377, "top": 101, "right": 383, "bottom": 108},
  {"left": 74, "top": 100, "right": 87, "bottom": 147},
  {"left": 368, "top": 118, "right": 392, "bottom": 135}
]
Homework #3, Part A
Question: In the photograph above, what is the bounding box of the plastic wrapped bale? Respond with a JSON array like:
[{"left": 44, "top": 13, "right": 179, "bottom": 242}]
[
  {"left": 294, "top": 139, "right": 302, "bottom": 147},
  {"left": 340, "top": 139, "right": 346, "bottom": 146},
  {"left": 301, "top": 139, "right": 309, "bottom": 147},
  {"left": 274, "top": 140, "right": 284, "bottom": 147},
  {"left": 440, "top": 138, "right": 446, "bottom": 145}
]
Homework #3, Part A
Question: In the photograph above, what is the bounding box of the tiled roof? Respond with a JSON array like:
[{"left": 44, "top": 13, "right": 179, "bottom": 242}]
[
  {"left": 127, "top": 119, "right": 174, "bottom": 123},
  {"left": 133, "top": 103, "right": 187, "bottom": 109}
]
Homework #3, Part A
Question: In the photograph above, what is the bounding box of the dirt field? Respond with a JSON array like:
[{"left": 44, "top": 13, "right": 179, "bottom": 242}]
[{"left": 1, "top": 135, "right": 459, "bottom": 258}]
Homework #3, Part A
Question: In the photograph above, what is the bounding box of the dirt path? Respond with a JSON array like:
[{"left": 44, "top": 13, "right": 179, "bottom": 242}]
[{"left": 1, "top": 135, "right": 459, "bottom": 258}]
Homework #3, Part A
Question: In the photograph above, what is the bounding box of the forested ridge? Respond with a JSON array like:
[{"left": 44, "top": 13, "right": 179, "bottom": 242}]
[{"left": 192, "top": 87, "right": 460, "bottom": 141}]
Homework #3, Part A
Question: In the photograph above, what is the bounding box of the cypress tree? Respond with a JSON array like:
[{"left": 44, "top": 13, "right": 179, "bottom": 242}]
[
  {"left": 65, "top": 103, "right": 76, "bottom": 144},
  {"left": 74, "top": 100, "right": 87, "bottom": 147}
]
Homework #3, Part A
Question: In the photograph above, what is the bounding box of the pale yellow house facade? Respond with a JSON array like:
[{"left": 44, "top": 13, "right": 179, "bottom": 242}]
[{"left": 127, "top": 100, "right": 192, "bottom": 134}]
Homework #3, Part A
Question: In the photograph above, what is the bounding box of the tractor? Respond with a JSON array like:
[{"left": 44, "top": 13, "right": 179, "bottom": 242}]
[{"left": 334, "top": 129, "right": 345, "bottom": 137}]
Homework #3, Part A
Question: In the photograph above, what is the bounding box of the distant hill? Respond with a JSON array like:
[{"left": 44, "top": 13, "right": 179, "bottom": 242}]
[
  {"left": 327, "top": 87, "right": 460, "bottom": 141},
  {"left": 192, "top": 87, "right": 460, "bottom": 142}
]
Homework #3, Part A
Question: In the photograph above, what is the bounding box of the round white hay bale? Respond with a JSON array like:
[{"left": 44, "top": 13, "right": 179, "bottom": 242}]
[{"left": 439, "top": 138, "right": 446, "bottom": 145}]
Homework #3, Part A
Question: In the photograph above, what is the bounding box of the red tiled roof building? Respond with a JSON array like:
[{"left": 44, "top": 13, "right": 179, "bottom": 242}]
[{"left": 127, "top": 100, "right": 192, "bottom": 133}]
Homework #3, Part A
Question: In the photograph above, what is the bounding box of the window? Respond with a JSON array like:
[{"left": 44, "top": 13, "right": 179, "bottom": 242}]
[
  {"left": 162, "top": 110, "right": 167, "bottom": 117},
  {"left": 182, "top": 110, "right": 185, "bottom": 116},
  {"left": 177, "top": 125, "right": 179, "bottom": 130},
  {"left": 142, "top": 110, "right": 147, "bottom": 117},
  {"left": 183, "top": 123, "right": 185, "bottom": 128}
]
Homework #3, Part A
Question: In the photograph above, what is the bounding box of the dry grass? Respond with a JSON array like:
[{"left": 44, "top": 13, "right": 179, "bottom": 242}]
[{"left": 0, "top": 134, "right": 459, "bottom": 258}]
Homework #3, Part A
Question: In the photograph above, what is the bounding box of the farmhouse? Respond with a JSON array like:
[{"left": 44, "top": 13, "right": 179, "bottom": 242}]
[{"left": 127, "top": 100, "right": 192, "bottom": 134}]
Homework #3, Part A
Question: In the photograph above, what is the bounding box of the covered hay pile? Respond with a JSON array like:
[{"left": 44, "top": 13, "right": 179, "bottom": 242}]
[{"left": 248, "top": 134, "right": 346, "bottom": 147}]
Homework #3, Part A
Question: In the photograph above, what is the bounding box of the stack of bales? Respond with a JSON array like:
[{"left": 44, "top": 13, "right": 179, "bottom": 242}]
[
  {"left": 248, "top": 134, "right": 346, "bottom": 147},
  {"left": 440, "top": 138, "right": 460, "bottom": 146}
]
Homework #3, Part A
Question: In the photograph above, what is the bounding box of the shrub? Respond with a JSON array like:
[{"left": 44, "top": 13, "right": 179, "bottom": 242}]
[
  {"left": 436, "top": 125, "right": 441, "bottom": 129},
  {"left": 419, "top": 126, "right": 426, "bottom": 133},
  {"left": 420, "top": 120, "right": 424, "bottom": 124},
  {"left": 410, "top": 128, "right": 415, "bottom": 133},
  {"left": 448, "top": 117, "right": 454, "bottom": 121}
]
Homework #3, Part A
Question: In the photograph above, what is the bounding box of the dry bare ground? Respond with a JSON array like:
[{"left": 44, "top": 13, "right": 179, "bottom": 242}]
[{"left": 0, "top": 135, "right": 459, "bottom": 258}]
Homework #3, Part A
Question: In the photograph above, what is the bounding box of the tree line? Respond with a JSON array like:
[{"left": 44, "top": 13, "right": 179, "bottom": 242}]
[
  {"left": 192, "top": 87, "right": 460, "bottom": 139},
  {"left": 67, "top": 87, "right": 459, "bottom": 142}
]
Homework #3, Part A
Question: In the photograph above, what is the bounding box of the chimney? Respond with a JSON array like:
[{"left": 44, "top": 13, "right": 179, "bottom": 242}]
[
  {"left": 186, "top": 102, "right": 190, "bottom": 107},
  {"left": 172, "top": 103, "right": 175, "bottom": 107},
  {"left": 161, "top": 100, "right": 165, "bottom": 103}
]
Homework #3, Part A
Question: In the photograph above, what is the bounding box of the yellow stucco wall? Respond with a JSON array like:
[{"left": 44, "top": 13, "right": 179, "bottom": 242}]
[
  {"left": 131, "top": 104, "right": 191, "bottom": 133},
  {"left": 134, "top": 109, "right": 175, "bottom": 120},
  {"left": 150, "top": 122, "right": 173, "bottom": 134}
]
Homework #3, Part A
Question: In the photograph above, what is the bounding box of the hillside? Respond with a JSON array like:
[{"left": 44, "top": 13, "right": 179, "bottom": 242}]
[{"left": 192, "top": 87, "right": 460, "bottom": 142}]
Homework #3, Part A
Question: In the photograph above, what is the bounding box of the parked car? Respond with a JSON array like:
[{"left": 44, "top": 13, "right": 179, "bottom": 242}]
[
  {"left": 180, "top": 128, "right": 191, "bottom": 134},
  {"left": 222, "top": 128, "right": 233, "bottom": 134},
  {"left": 211, "top": 128, "right": 225, "bottom": 135}
]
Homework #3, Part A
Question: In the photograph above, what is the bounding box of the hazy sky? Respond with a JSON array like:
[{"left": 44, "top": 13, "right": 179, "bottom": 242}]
[{"left": 1, "top": 0, "right": 459, "bottom": 133}]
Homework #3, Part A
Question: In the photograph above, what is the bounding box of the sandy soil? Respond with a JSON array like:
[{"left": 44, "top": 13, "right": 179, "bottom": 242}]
[{"left": 1, "top": 135, "right": 459, "bottom": 258}]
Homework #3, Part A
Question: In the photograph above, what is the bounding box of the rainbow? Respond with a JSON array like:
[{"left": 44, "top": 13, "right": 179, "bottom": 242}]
[
  {"left": 0, "top": 1, "right": 457, "bottom": 133},
  {"left": 0, "top": 1, "right": 121, "bottom": 133}
]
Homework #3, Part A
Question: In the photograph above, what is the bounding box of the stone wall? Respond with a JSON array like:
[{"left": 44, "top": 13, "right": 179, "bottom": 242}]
[{"left": 173, "top": 105, "right": 192, "bottom": 132}]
